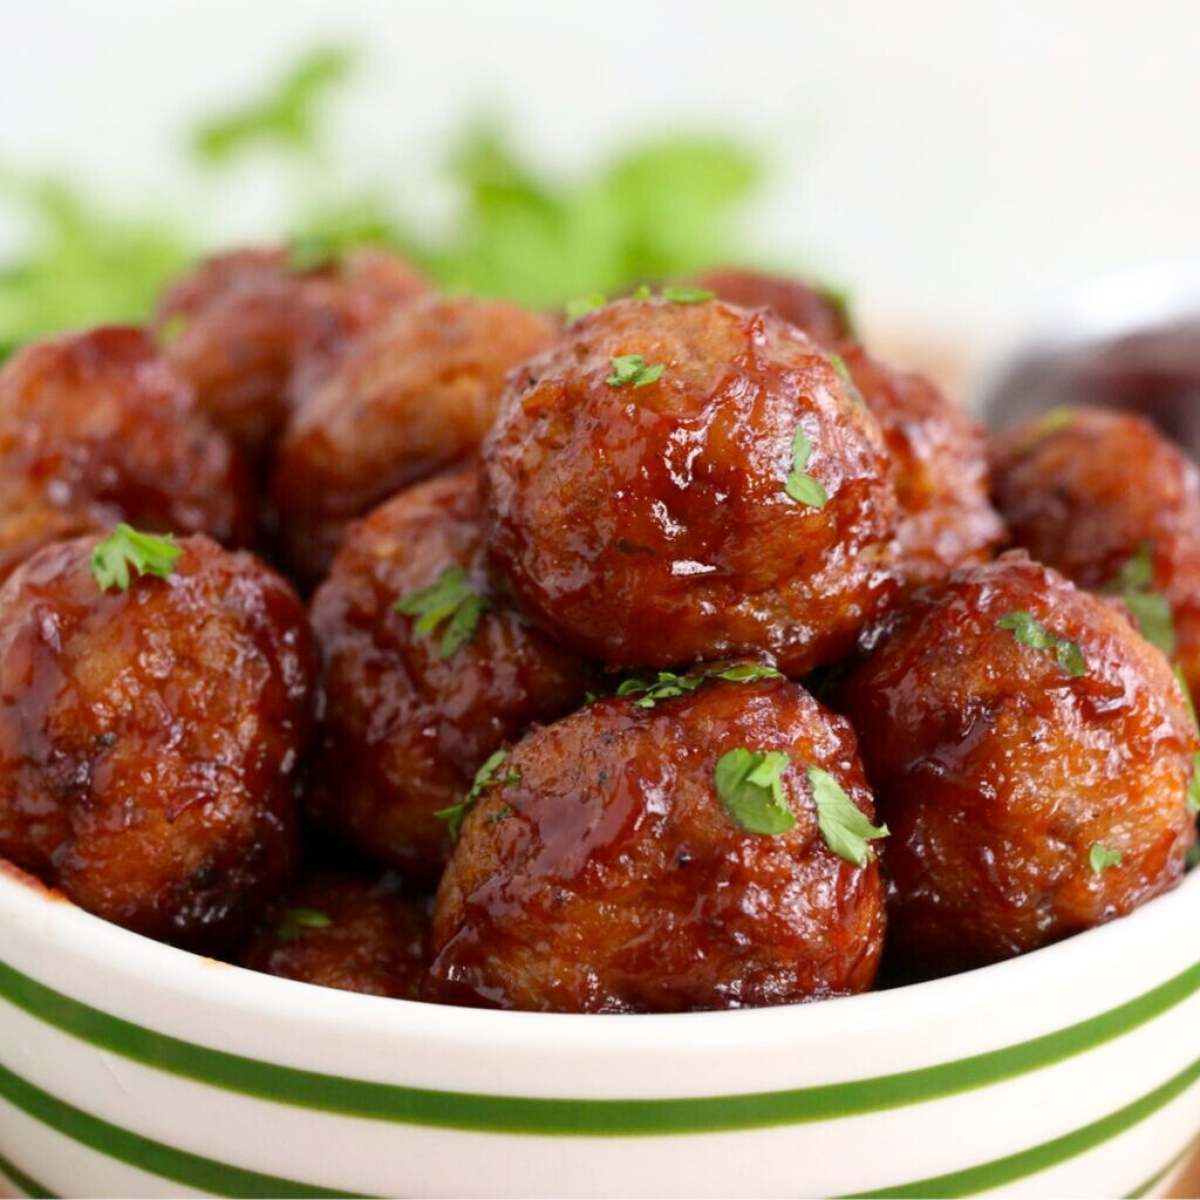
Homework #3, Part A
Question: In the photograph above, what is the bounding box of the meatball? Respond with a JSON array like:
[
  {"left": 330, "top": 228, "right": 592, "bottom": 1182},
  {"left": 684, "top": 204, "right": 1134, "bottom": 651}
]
[
  {"left": 481, "top": 297, "right": 898, "bottom": 674},
  {"left": 427, "top": 677, "right": 887, "bottom": 1013},
  {"left": 840, "top": 342, "right": 1003, "bottom": 587},
  {"left": 992, "top": 405, "right": 1200, "bottom": 693},
  {"left": 0, "top": 327, "right": 253, "bottom": 579},
  {"left": 154, "top": 245, "right": 426, "bottom": 463},
  {"left": 240, "top": 870, "right": 428, "bottom": 999},
  {"left": 273, "top": 294, "right": 559, "bottom": 584},
  {"left": 0, "top": 533, "right": 315, "bottom": 949},
  {"left": 838, "top": 552, "right": 1198, "bottom": 978},
  {"left": 307, "top": 468, "right": 592, "bottom": 879},
  {"left": 693, "top": 267, "right": 853, "bottom": 345}
]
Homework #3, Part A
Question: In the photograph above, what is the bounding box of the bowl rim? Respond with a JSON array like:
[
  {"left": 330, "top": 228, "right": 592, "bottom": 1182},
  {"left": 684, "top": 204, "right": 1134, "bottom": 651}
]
[{"left": 3, "top": 856, "right": 1198, "bottom": 1050}]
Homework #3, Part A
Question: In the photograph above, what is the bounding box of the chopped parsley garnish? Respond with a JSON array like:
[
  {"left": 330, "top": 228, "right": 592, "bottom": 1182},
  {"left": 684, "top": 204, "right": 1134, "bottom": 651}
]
[
  {"left": 715, "top": 748, "right": 796, "bottom": 835},
  {"left": 631, "top": 284, "right": 653, "bottom": 300},
  {"left": 565, "top": 292, "right": 607, "bottom": 321},
  {"left": 996, "top": 611, "right": 1087, "bottom": 677},
  {"left": 276, "top": 907, "right": 333, "bottom": 943},
  {"left": 785, "top": 427, "right": 829, "bottom": 509},
  {"left": 617, "top": 661, "right": 782, "bottom": 708},
  {"left": 606, "top": 354, "right": 664, "bottom": 388},
  {"left": 435, "top": 748, "right": 520, "bottom": 840},
  {"left": 828, "top": 352, "right": 852, "bottom": 385},
  {"left": 661, "top": 285, "right": 715, "bottom": 304},
  {"left": 1101, "top": 542, "right": 1175, "bottom": 657},
  {"left": 1173, "top": 666, "right": 1200, "bottom": 815},
  {"left": 287, "top": 231, "right": 342, "bottom": 272},
  {"left": 1021, "top": 406, "right": 1075, "bottom": 445},
  {"left": 1089, "top": 843, "right": 1123, "bottom": 874},
  {"left": 395, "top": 565, "right": 489, "bottom": 657},
  {"left": 809, "top": 765, "right": 889, "bottom": 867},
  {"left": 90, "top": 524, "right": 181, "bottom": 592}
]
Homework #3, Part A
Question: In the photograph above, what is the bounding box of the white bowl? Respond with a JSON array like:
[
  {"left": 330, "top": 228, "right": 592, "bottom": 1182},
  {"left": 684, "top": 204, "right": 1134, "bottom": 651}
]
[{"left": 1, "top": 860, "right": 1197, "bottom": 1199}]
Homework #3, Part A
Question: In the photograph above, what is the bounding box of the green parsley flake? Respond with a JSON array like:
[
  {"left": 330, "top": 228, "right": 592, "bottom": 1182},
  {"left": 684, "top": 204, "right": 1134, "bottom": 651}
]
[
  {"left": 1089, "top": 843, "right": 1123, "bottom": 874},
  {"left": 395, "top": 565, "right": 489, "bottom": 657},
  {"left": 631, "top": 284, "right": 653, "bottom": 300},
  {"left": 287, "top": 231, "right": 342, "bottom": 272},
  {"left": 661, "top": 285, "right": 715, "bottom": 304},
  {"left": 785, "top": 427, "right": 829, "bottom": 508},
  {"left": 715, "top": 748, "right": 796, "bottom": 835},
  {"left": 90, "top": 524, "right": 181, "bottom": 592},
  {"left": 809, "top": 765, "right": 889, "bottom": 867},
  {"left": 435, "top": 748, "right": 520, "bottom": 840},
  {"left": 1101, "top": 542, "right": 1175, "bottom": 657},
  {"left": 565, "top": 292, "right": 607, "bottom": 321},
  {"left": 606, "top": 354, "right": 665, "bottom": 389},
  {"left": 996, "top": 611, "right": 1087, "bottom": 677},
  {"left": 1173, "top": 666, "right": 1200, "bottom": 815},
  {"left": 1021, "top": 406, "right": 1076, "bottom": 446},
  {"left": 276, "top": 907, "right": 333, "bottom": 943},
  {"left": 616, "top": 661, "right": 782, "bottom": 708}
]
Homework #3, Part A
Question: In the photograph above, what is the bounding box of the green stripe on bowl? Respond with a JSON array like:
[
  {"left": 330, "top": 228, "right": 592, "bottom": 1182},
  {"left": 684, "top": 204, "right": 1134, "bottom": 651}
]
[
  {"left": 0, "top": 1148, "right": 56, "bottom": 1199},
  {"left": 842, "top": 1056, "right": 1200, "bottom": 1199},
  {"left": 0, "top": 1064, "right": 360, "bottom": 1200},
  {"left": 0, "top": 957, "right": 1197, "bottom": 1135},
  {"left": 1, "top": 1054, "right": 1197, "bottom": 1198}
]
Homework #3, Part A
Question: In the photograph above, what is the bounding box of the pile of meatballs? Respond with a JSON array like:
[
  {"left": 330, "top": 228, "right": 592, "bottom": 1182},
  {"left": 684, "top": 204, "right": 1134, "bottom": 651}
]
[{"left": 0, "top": 246, "right": 1196, "bottom": 1013}]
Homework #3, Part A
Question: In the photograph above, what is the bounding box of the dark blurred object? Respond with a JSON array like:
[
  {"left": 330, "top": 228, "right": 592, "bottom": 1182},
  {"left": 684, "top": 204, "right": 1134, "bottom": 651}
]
[{"left": 982, "top": 261, "right": 1200, "bottom": 451}]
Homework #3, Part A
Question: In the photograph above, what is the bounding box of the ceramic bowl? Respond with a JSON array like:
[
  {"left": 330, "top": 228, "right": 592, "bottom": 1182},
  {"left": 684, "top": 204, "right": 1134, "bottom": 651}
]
[{"left": 0, "top": 858, "right": 1197, "bottom": 1199}]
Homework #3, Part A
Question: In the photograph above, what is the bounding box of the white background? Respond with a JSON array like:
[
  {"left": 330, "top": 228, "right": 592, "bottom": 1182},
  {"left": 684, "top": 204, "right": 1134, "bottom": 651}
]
[{"left": 0, "top": 0, "right": 1198, "bottom": 382}]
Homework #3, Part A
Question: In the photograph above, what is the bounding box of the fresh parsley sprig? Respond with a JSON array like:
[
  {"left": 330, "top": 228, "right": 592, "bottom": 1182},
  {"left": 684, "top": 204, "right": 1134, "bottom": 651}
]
[
  {"left": 396, "top": 565, "right": 489, "bottom": 657},
  {"left": 714, "top": 749, "right": 795, "bottom": 835},
  {"left": 1173, "top": 665, "right": 1200, "bottom": 816},
  {"left": 606, "top": 354, "right": 665, "bottom": 389},
  {"left": 785, "top": 427, "right": 829, "bottom": 509},
  {"left": 436, "top": 748, "right": 521, "bottom": 841},
  {"left": 276, "top": 907, "right": 333, "bottom": 943},
  {"left": 1101, "top": 542, "right": 1175, "bottom": 657},
  {"left": 616, "top": 660, "right": 782, "bottom": 709},
  {"left": 714, "top": 749, "right": 888, "bottom": 864},
  {"left": 1088, "top": 843, "right": 1123, "bottom": 874},
  {"left": 996, "top": 611, "right": 1087, "bottom": 677},
  {"left": 565, "top": 292, "right": 607, "bottom": 321},
  {"left": 90, "top": 524, "right": 181, "bottom": 592}
]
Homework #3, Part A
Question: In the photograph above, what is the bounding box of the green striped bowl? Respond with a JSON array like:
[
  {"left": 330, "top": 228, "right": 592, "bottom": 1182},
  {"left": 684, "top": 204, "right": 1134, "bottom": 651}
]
[{"left": 1, "top": 863, "right": 1197, "bottom": 1199}]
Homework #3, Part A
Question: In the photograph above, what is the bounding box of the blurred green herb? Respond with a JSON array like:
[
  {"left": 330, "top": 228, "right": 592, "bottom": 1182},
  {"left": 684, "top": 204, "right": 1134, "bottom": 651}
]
[
  {"left": 276, "top": 907, "right": 333, "bottom": 943},
  {"left": 1101, "top": 542, "right": 1175, "bottom": 658},
  {"left": 996, "top": 610, "right": 1087, "bottom": 678},
  {"left": 191, "top": 46, "right": 355, "bottom": 164},
  {"left": 0, "top": 46, "right": 766, "bottom": 357}
]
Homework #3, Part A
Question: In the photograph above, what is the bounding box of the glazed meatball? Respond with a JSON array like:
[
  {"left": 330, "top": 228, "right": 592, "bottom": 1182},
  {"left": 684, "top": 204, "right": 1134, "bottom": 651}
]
[
  {"left": 0, "top": 533, "right": 315, "bottom": 949},
  {"left": 838, "top": 552, "right": 1198, "bottom": 978},
  {"left": 840, "top": 342, "right": 1003, "bottom": 587},
  {"left": 308, "top": 468, "right": 592, "bottom": 879},
  {"left": 240, "top": 870, "right": 428, "bottom": 999},
  {"left": 0, "top": 327, "right": 253, "bottom": 579},
  {"left": 481, "top": 297, "right": 898, "bottom": 674},
  {"left": 154, "top": 245, "right": 426, "bottom": 463},
  {"left": 273, "top": 294, "right": 559, "bottom": 584},
  {"left": 693, "top": 267, "right": 853, "bottom": 345},
  {"left": 427, "top": 677, "right": 887, "bottom": 1013},
  {"left": 992, "top": 405, "right": 1200, "bottom": 692}
]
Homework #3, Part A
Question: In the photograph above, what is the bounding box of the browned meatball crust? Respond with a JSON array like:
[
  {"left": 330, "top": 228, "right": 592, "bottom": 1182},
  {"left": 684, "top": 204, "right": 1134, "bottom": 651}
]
[
  {"left": 428, "top": 677, "right": 887, "bottom": 1013},
  {"left": 240, "top": 870, "right": 428, "bottom": 998},
  {"left": 838, "top": 552, "right": 1197, "bottom": 978},
  {"left": 308, "top": 468, "right": 592, "bottom": 880},
  {"left": 273, "top": 294, "right": 559, "bottom": 584},
  {"left": 992, "top": 405, "right": 1200, "bottom": 694},
  {"left": 0, "top": 534, "right": 315, "bottom": 949},
  {"left": 840, "top": 342, "right": 1003, "bottom": 588},
  {"left": 481, "top": 297, "right": 898, "bottom": 674},
  {"left": 693, "top": 267, "right": 853, "bottom": 345},
  {"left": 155, "top": 246, "right": 426, "bottom": 462},
  {"left": 0, "top": 327, "right": 253, "bottom": 580}
]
